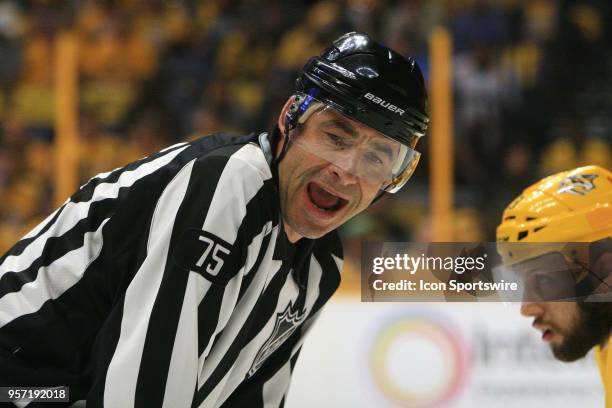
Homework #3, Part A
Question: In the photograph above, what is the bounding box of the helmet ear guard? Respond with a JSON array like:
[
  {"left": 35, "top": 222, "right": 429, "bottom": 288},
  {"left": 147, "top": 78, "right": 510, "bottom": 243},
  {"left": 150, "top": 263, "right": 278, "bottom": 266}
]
[
  {"left": 278, "top": 93, "right": 319, "bottom": 164},
  {"left": 284, "top": 94, "right": 306, "bottom": 132}
]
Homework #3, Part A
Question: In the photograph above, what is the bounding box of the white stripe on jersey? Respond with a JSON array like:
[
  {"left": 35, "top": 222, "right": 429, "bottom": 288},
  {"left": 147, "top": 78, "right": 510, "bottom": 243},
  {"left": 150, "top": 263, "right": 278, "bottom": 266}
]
[
  {"left": 262, "top": 361, "right": 291, "bottom": 408},
  {"left": 197, "top": 226, "right": 283, "bottom": 389},
  {"left": 239, "top": 143, "right": 273, "bottom": 180},
  {"left": 196, "top": 274, "right": 213, "bottom": 305},
  {"left": 104, "top": 159, "right": 195, "bottom": 408},
  {"left": 0, "top": 218, "right": 109, "bottom": 328},
  {"left": 243, "top": 221, "right": 274, "bottom": 277},
  {"left": 0, "top": 145, "right": 189, "bottom": 277},
  {"left": 332, "top": 254, "right": 343, "bottom": 275},
  {"left": 162, "top": 271, "right": 200, "bottom": 408},
  {"left": 92, "top": 143, "right": 188, "bottom": 181},
  {"left": 304, "top": 255, "right": 323, "bottom": 311},
  {"left": 198, "top": 267, "right": 243, "bottom": 362},
  {"left": 159, "top": 141, "right": 189, "bottom": 154},
  {"left": 202, "top": 144, "right": 271, "bottom": 244}
]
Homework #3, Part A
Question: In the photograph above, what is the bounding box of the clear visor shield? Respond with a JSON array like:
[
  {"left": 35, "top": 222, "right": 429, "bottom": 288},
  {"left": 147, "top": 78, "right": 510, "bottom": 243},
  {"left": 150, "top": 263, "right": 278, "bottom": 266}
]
[
  {"left": 492, "top": 251, "right": 612, "bottom": 302},
  {"left": 289, "top": 99, "right": 420, "bottom": 191}
]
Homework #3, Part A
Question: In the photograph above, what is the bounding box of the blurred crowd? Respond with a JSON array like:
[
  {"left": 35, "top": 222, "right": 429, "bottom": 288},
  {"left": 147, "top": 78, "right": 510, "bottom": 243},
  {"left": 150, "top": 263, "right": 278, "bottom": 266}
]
[{"left": 0, "top": 0, "right": 611, "bottom": 258}]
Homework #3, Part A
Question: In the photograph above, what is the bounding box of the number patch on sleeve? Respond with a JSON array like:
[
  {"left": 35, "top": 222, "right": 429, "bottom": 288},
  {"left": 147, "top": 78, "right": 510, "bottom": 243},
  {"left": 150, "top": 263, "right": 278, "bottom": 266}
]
[
  {"left": 195, "top": 234, "right": 230, "bottom": 276},
  {"left": 173, "top": 228, "right": 234, "bottom": 284}
]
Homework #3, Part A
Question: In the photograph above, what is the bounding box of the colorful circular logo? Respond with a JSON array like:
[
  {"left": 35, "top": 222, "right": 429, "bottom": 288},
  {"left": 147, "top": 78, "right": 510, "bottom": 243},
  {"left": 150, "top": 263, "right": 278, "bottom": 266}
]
[{"left": 369, "top": 312, "right": 470, "bottom": 407}]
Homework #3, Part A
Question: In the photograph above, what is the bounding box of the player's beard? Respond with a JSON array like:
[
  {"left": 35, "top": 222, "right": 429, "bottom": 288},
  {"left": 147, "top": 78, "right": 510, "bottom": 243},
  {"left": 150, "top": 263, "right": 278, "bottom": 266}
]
[{"left": 551, "top": 302, "right": 612, "bottom": 362}]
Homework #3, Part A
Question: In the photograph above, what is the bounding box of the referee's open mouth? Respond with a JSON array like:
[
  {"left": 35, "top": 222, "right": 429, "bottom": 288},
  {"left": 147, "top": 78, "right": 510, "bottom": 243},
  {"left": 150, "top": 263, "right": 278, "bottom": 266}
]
[{"left": 305, "top": 182, "right": 349, "bottom": 218}]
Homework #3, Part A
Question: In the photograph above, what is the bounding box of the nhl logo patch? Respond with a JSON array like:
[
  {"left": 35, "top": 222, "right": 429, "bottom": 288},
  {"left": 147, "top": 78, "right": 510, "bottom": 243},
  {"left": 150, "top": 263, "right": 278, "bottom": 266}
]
[{"left": 248, "top": 302, "right": 306, "bottom": 377}]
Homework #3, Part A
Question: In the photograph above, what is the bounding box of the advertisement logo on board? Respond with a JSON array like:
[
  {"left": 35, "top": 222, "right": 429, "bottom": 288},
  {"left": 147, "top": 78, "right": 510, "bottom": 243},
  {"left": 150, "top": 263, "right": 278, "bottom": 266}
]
[{"left": 370, "top": 312, "right": 471, "bottom": 407}]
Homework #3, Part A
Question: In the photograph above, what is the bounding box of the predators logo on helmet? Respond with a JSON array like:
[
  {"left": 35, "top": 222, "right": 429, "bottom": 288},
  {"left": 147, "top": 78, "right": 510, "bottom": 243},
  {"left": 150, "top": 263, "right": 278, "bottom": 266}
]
[
  {"left": 497, "top": 165, "right": 612, "bottom": 245},
  {"left": 557, "top": 173, "right": 599, "bottom": 196}
]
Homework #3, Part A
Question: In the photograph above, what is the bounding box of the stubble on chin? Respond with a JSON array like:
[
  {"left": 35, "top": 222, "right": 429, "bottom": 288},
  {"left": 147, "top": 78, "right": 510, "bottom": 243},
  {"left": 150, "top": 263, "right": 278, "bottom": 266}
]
[{"left": 551, "top": 303, "right": 612, "bottom": 362}]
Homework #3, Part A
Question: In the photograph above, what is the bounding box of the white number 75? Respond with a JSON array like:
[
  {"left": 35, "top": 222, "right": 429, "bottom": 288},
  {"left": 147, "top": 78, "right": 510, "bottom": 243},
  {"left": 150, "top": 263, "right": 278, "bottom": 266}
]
[{"left": 195, "top": 236, "right": 230, "bottom": 276}]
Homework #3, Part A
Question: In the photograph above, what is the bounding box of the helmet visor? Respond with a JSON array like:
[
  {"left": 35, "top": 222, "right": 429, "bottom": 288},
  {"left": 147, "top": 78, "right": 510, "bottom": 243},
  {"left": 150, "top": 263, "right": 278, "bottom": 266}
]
[
  {"left": 289, "top": 96, "right": 420, "bottom": 192},
  {"left": 491, "top": 251, "right": 612, "bottom": 302}
]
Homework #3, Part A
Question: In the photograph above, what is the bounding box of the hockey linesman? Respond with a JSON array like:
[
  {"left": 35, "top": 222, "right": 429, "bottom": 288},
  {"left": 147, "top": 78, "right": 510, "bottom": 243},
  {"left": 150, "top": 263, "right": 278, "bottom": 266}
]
[
  {"left": 496, "top": 165, "right": 612, "bottom": 405},
  {"left": 0, "top": 32, "right": 429, "bottom": 407}
]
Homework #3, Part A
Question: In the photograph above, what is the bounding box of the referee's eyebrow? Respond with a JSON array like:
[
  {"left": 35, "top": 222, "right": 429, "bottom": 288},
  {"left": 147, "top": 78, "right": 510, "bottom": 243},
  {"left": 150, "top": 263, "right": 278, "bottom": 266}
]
[
  {"left": 321, "top": 117, "right": 358, "bottom": 138},
  {"left": 368, "top": 140, "right": 394, "bottom": 161}
]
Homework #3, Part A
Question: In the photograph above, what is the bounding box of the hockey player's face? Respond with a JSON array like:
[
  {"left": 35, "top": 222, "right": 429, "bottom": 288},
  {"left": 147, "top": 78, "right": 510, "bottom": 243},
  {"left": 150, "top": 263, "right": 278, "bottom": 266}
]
[
  {"left": 521, "top": 301, "right": 612, "bottom": 361},
  {"left": 277, "top": 107, "right": 393, "bottom": 241},
  {"left": 517, "top": 250, "right": 612, "bottom": 361}
]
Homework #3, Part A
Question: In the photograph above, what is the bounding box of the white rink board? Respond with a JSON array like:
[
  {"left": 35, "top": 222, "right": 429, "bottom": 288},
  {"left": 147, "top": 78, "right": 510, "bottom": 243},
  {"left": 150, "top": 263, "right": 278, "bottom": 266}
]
[{"left": 287, "top": 299, "right": 604, "bottom": 408}]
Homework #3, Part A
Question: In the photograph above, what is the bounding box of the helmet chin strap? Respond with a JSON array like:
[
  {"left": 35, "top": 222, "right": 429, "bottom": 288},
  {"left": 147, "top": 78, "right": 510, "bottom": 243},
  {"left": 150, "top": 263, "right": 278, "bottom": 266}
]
[
  {"left": 372, "top": 190, "right": 387, "bottom": 204},
  {"left": 270, "top": 94, "right": 306, "bottom": 168},
  {"left": 276, "top": 124, "right": 293, "bottom": 165},
  {"left": 259, "top": 125, "right": 293, "bottom": 191}
]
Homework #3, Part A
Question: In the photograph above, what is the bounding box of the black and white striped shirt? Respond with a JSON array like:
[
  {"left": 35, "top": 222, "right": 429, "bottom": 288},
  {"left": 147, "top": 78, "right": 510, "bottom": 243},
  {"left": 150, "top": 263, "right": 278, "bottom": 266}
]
[{"left": 0, "top": 132, "right": 343, "bottom": 407}]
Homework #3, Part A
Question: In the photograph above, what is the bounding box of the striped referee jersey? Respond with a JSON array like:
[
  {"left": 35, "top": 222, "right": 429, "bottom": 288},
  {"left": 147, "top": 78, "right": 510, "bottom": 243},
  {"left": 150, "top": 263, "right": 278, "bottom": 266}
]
[{"left": 0, "top": 132, "right": 343, "bottom": 407}]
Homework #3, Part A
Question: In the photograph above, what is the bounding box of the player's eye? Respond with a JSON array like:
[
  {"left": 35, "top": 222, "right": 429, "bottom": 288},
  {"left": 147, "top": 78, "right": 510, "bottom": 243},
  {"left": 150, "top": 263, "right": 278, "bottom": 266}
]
[
  {"left": 364, "top": 151, "right": 384, "bottom": 166},
  {"left": 325, "top": 133, "right": 351, "bottom": 148},
  {"left": 532, "top": 273, "right": 560, "bottom": 298}
]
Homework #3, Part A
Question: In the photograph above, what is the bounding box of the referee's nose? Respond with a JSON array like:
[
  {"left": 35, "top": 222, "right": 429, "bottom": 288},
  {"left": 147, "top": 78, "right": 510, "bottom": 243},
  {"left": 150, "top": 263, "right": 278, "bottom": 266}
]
[{"left": 326, "top": 153, "right": 359, "bottom": 187}]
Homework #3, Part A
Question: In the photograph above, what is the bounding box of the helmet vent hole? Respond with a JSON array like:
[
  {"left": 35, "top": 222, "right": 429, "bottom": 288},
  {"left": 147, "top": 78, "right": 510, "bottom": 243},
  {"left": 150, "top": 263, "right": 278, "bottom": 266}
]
[
  {"left": 533, "top": 226, "right": 546, "bottom": 233},
  {"left": 526, "top": 217, "right": 537, "bottom": 221},
  {"left": 518, "top": 231, "right": 529, "bottom": 240},
  {"left": 504, "top": 216, "right": 516, "bottom": 221}
]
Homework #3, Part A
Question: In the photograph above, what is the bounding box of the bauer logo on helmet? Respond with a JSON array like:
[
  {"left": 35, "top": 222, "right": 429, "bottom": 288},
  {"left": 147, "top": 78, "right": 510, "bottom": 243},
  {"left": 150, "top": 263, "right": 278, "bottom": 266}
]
[{"left": 364, "top": 92, "right": 405, "bottom": 115}]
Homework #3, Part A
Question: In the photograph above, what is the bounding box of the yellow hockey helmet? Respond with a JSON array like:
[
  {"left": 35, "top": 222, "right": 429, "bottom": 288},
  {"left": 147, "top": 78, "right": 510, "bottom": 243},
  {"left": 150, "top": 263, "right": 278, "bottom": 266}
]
[
  {"left": 497, "top": 165, "right": 612, "bottom": 243},
  {"left": 494, "top": 166, "right": 612, "bottom": 300}
]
